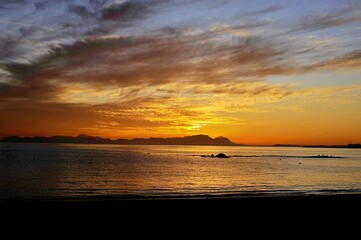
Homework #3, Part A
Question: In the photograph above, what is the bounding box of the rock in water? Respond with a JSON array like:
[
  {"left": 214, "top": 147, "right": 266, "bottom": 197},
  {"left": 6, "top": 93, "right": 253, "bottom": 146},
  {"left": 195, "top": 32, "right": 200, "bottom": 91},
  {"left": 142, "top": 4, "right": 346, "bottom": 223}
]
[{"left": 216, "top": 153, "right": 228, "bottom": 158}]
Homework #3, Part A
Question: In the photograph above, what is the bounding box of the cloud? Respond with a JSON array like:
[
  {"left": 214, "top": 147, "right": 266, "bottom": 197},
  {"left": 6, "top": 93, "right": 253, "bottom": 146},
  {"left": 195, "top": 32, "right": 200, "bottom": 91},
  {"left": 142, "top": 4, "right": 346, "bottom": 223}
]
[
  {"left": 101, "top": 1, "right": 148, "bottom": 21},
  {"left": 68, "top": 4, "right": 94, "bottom": 18},
  {"left": 0, "top": 0, "right": 165, "bottom": 65},
  {"left": 292, "top": 9, "right": 361, "bottom": 32},
  {"left": 34, "top": 1, "right": 46, "bottom": 10},
  {"left": 248, "top": 5, "right": 282, "bottom": 15},
  {"left": 0, "top": 36, "right": 19, "bottom": 61},
  {"left": 1, "top": 0, "right": 358, "bottom": 85},
  {"left": 0, "top": 96, "right": 223, "bottom": 138},
  {"left": 0, "top": 0, "right": 25, "bottom": 4},
  {"left": 0, "top": 26, "right": 294, "bottom": 104},
  {"left": 312, "top": 50, "right": 361, "bottom": 70},
  {"left": 1, "top": 0, "right": 360, "bottom": 139},
  {"left": 0, "top": 23, "right": 295, "bottom": 137},
  {"left": 295, "top": 84, "right": 361, "bottom": 97}
]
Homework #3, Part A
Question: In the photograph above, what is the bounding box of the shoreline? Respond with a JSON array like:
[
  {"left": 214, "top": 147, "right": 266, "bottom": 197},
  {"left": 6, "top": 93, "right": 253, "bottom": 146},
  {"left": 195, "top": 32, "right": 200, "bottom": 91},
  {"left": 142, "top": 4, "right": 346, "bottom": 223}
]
[
  {"left": 3, "top": 188, "right": 361, "bottom": 202},
  {"left": 3, "top": 192, "right": 361, "bottom": 207}
]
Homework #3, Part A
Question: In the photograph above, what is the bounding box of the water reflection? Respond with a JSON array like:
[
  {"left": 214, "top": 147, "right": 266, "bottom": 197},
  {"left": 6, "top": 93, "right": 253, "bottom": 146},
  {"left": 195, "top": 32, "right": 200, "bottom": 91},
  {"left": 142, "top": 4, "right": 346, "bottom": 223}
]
[{"left": 1, "top": 143, "right": 361, "bottom": 199}]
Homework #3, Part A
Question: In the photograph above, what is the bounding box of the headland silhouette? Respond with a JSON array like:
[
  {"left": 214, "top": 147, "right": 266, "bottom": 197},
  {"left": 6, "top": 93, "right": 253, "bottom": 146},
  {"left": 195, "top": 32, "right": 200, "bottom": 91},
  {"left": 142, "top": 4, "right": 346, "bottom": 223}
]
[{"left": 0, "top": 134, "right": 239, "bottom": 146}]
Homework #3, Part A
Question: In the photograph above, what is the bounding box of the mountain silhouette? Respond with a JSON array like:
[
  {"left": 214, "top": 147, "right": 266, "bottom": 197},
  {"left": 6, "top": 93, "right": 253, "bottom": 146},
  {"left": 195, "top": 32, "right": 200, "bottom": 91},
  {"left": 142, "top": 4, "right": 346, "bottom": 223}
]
[{"left": 0, "top": 134, "right": 239, "bottom": 146}]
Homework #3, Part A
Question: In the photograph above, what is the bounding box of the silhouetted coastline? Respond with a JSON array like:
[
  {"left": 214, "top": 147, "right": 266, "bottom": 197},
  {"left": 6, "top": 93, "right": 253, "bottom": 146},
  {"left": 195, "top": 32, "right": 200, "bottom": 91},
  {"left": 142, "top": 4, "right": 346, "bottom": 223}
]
[
  {"left": 2, "top": 135, "right": 360, "bottom": 148},
  {"left": 0, "top": 134, "right": 239, "bottom": 146}
]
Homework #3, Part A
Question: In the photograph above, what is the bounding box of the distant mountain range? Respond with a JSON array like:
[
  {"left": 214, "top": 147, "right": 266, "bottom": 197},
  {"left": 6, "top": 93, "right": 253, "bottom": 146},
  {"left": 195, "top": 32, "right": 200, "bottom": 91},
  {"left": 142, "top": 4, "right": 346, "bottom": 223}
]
[
  {"left": 1, "top": 134, "right": 360, "bottom": 148},
  {"left": 0, "top": 134, "right": 239, "bottom": 146}
]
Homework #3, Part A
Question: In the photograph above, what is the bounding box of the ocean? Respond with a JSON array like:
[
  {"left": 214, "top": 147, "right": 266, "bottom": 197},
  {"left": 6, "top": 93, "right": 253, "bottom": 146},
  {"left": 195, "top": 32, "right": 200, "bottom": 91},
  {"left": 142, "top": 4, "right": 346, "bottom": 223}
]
[{"left": 1, "top": 143, "right": 361, "bottom": 200}]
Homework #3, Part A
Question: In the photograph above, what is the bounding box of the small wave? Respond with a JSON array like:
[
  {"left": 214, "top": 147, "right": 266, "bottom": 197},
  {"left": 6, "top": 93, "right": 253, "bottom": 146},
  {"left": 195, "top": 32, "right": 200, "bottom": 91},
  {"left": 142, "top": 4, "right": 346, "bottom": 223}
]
[
  {"left": 193, "top": 154, "right": 343, "bottom": 159},
  {"left": 11, "top": 188, "right": 361, "bottom": 201}
]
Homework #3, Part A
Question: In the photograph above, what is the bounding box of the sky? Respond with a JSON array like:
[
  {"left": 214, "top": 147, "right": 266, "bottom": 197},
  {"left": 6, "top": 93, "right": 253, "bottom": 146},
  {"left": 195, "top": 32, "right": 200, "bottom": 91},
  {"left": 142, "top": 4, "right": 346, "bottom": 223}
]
[{"left": 0, "top": 0, "right": 361, "bottom": 145}]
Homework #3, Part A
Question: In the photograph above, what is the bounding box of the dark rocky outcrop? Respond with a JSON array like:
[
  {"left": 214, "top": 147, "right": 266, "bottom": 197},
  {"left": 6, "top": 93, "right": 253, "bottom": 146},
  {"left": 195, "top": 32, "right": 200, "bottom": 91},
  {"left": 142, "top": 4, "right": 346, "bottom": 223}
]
[{"left": 215, "top": 153, "right": 229, "bottom": 158}]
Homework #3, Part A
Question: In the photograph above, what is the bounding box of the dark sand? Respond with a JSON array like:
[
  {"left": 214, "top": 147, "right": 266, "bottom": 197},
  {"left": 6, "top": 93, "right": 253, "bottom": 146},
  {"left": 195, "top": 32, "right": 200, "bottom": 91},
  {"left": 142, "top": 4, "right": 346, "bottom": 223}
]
[
  {"left": 2, "top": 194, "right": 360, "bottom": 230},
  {"left": 2, "top": 194, "right": 360, "bottom": 216}
]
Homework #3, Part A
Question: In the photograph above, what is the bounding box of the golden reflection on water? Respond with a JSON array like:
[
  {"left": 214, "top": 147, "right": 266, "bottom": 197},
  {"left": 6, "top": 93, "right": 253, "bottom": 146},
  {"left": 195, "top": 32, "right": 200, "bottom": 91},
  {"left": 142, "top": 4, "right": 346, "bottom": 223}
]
[
  {"left": 1, "top": 143, "right": 360, "bottom": 198},
  {"left": 51, "top": 144, "right": 361, "bottom": 197}
]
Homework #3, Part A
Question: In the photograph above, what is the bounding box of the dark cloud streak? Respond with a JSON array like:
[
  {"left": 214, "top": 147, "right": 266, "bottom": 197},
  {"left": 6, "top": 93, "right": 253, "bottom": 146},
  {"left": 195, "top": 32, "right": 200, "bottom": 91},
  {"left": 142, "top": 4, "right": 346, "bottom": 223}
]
[
  {"left": 0, "top": 25, "right": 294, "bottom": 102},
  {"left": 248, "top": 5, "right": 282, "bottom": 15},
  {"left": 101, "top": 1, "right": 148, "bottom": 20},
  {"left": 0, "top": 0, "right": 165, "bottom": 60},
  {"left": 312, "top": 50, "right": 361, "bottom": 70},
  {"left": 292, "top": 8, "right": 361, "bottom": 32},
  {"left": 68, "top": 4, "right": 94, "bottom": 18}
]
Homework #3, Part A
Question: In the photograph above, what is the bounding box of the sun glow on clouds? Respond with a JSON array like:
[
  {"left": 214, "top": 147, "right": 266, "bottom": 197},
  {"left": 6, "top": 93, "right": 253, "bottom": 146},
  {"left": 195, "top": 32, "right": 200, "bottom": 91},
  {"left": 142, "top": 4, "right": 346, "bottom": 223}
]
[{"left": 0, "top": 0, "right": 361, "bottom": 144}]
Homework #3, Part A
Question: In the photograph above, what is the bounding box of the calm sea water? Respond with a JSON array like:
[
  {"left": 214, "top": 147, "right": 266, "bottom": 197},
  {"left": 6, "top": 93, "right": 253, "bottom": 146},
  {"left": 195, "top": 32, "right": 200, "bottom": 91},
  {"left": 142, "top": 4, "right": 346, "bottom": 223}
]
[{"left": 1, "top": 143, "right": 361, "bottom": 199}]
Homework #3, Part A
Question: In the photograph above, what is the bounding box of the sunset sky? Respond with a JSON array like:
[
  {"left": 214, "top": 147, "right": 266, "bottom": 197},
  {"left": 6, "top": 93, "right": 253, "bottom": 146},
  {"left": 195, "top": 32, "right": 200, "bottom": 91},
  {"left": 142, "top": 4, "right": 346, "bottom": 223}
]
[{"left": 0, "top": 0, "right": 361, "bottom": 145}]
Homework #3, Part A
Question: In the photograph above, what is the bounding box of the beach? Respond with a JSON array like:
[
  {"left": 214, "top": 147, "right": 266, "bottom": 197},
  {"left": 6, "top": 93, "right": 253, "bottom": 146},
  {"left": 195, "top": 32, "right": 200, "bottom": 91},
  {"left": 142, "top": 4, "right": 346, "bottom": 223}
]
[
  {"left": 2, "top": 194, "right": 360, "bottom": 231},
  {"left": 3, "top": 194, "right": 360, "bottom": 236},
  {"left": 3, "top": 194, "right": 361, "bottom": 216}
]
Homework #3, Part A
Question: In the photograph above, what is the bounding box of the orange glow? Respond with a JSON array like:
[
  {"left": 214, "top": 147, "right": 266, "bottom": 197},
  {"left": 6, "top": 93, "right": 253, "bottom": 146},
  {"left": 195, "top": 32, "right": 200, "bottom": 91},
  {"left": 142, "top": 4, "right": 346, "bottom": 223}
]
[
  {"left": 1, "top": 1, "right": 361, "bottom": 146},
  {"left": 1, "top": 80, "right": 360, "bottom": 145}
]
